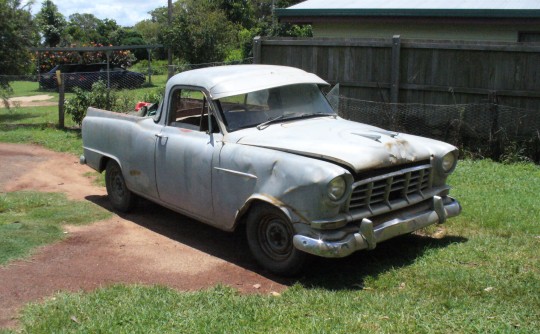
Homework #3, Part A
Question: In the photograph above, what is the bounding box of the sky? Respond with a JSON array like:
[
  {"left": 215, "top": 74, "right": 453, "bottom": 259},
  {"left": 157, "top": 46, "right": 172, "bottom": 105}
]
[{"left": 26, "top": 0, "right": 162, "bottom": 27}]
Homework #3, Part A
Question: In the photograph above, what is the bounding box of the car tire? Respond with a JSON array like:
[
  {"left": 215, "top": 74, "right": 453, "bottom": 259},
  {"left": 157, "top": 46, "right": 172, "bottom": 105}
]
[
  {"left": 246, "top": 203, "right": 310, "bottom": 276},
  {"left": 105, "top": 160, "right": 137, "bottom": 212}
]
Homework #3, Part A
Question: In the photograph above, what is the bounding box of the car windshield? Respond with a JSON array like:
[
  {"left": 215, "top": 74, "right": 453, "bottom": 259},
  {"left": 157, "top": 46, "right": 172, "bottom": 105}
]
[{"left": 216, "top": 84, "right": 335, "bottom": 132}]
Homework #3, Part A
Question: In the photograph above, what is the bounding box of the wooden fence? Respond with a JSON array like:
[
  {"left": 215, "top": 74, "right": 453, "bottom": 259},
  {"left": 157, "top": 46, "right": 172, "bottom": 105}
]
[{"left": 253, "top": 36, "right": 540, "bottom": 111}]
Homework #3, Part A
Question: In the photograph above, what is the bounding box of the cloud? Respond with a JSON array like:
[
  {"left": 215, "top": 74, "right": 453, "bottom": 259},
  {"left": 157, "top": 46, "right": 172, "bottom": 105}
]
[{"left": 28, "top": 0, "right": 162, "bottom": 26}]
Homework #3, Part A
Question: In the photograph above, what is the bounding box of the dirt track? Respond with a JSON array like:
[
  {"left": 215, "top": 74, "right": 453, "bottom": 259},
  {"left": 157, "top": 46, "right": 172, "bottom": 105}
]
[
  {"left": 0, "top": 143, "right": 288, "bottom": 328},
  {"left": 6, "top": 95, "right": 57, "bottom": 108}
]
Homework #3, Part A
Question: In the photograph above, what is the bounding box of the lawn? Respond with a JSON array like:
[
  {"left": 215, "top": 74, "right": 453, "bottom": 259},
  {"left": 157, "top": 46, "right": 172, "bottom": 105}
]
[
  {"left": 0, "top": 191, "right": 111, "bottom": 265},
  {"left": 1, "top": 100, "right": 539, "bottom": 333}
]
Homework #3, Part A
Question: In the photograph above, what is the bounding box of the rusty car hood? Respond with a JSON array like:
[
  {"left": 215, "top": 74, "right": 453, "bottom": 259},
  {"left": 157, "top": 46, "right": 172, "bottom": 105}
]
[{"left": 234, "top": 117, "right": 455, "bottom": 172}]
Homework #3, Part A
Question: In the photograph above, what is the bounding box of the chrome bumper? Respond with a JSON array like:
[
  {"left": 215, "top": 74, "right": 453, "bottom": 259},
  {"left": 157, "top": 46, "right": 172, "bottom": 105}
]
[{"left": 293, "top": 196, "right": 461, "bottom": 258}]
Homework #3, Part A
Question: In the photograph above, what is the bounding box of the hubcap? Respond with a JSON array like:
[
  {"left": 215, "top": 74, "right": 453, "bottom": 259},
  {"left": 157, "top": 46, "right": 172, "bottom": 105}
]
[
  {"left": 260, "top": 215, "right": 293, "bottom": 261},
  {"left": 110, "top": 170, "right": 125, "bottom": 198}
]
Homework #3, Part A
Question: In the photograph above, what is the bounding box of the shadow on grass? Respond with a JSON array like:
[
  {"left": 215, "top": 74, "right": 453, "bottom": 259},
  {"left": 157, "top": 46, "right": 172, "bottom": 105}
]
[
  {"left": 86, "top": 194, "right": 467, "bottom": 290},
  {"left": 0, "top": 123, "right": 81, "bottom": 134},
  {"left": 0, "top": 112, "right": 41, "bottom": 123}
]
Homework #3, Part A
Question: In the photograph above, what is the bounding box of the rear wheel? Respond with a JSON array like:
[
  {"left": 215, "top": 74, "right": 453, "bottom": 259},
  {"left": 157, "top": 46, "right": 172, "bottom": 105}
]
[
  {"left": 105, "top": 160, "right": 136, "bottom": 212},
  {"left": 246, "top": 203, "right": 310, "bottom": 276}
]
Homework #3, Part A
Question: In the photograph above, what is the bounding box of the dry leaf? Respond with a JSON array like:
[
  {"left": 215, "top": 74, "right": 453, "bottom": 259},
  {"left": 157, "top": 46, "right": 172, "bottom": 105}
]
[
  {"left": 253, "top": 284, "right": 261, "bottom": 289},
  {"left": 270, "top": 291, "right": 281, "bottom": 297},
  {"left": 484, "top": 287, "right": 494, "bottom": 292},
  {"left": 70, "top": 316, "right": 80, "bottom": 324}
]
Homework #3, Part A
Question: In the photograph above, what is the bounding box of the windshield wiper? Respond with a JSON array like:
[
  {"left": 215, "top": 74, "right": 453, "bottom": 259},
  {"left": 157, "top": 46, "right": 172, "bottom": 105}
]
[
  {"left": 256, "top": 114, "right": 289, "bottom": 130},
  {"left": 256, "top": 112, "right": 335, "bottom": 130}
]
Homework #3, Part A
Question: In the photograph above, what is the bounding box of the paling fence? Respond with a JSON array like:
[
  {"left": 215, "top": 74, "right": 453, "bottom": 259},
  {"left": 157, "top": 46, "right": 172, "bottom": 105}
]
[{"left": 254, "top": 36, "right": 540, "bottom": 162}]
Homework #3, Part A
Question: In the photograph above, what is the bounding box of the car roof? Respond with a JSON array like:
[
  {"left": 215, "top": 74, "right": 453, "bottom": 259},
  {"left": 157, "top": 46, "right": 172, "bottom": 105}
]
[
  {"left": 53, "top": 63, "right": 121, "bottom": 72},
  {"left": 166, "top": 65, "right": 328, "bottom": 99}
]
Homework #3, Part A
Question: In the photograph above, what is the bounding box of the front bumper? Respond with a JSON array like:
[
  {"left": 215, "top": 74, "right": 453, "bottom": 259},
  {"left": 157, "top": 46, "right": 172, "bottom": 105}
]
[{"left": 292, "top": 196, "right": 461, "bottom": 258}]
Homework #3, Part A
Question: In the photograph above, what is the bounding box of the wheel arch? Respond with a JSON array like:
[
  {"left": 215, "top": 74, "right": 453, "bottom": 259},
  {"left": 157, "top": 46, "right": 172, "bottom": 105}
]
[
  {"left": 234, "top": 194, "right": 298, "bottom": 229},
  {"left": 98, "top": 155, "right": 122, "bottom": 173}
]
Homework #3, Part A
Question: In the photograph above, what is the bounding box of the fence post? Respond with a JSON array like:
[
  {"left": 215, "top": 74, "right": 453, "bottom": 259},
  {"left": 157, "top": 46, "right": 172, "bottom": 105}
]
[
  {"left": 489, "top": 92, "right": 500, "bottom": 159},
  {"left": 390, "top": 35, "right": 401, "bottom": 105},
  {"left": 253, "top": 36, "right": 262, "bottom": 64},
  {"left": 105, "top": 51, "right": 111, "bottom": 89},
  {"left": 146, "top": 48, "right": 153, "bottom": 85},
  {"left": 57, "top": 71, "right": 65, "bottom": 129}
]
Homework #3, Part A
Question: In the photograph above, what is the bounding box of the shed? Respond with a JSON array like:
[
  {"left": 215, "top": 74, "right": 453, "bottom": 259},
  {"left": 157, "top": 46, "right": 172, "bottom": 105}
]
[{"left": 276, "top": 0, "right": 540, "bottom": 42}]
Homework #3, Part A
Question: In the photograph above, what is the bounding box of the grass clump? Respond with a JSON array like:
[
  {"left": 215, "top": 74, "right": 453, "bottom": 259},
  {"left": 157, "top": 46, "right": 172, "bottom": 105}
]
[{"left": 0, "top": 191, "right": 111, "bottom": 265}]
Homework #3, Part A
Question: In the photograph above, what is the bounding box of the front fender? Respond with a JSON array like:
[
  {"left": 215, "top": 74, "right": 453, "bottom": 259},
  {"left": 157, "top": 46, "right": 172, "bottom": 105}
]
[
  {"left": 235, "top": 194, "right": 310, "bottom": 229},
  {"left": 213, "top": 143, "right": 352, "bottom": 231}
]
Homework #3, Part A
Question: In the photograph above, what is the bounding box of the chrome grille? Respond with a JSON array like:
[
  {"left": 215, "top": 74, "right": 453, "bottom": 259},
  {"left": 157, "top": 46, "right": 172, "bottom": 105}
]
[{"left": 349, "top": 164, "right": 433, "bottom": 212}]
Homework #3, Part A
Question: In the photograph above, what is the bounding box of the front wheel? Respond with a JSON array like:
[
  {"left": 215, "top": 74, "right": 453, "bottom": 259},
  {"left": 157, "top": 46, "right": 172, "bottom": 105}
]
[
  {"left": 105, "top": 160, "right": 136, "bottom": 212},
  {"left": 246, "top": 203, "right": 310, "bottom": 276}
]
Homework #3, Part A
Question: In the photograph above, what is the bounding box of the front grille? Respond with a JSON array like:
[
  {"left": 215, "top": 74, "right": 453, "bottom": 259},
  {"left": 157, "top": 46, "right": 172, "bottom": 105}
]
[{"left": 349, "top": 164, "right": 433, "bottom": 213}]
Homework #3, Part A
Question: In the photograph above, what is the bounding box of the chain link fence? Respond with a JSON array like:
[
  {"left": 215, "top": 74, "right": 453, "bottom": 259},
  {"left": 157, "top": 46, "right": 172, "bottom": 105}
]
[{"left": 338, "top": 97, "right": 540, "bottom": 163}]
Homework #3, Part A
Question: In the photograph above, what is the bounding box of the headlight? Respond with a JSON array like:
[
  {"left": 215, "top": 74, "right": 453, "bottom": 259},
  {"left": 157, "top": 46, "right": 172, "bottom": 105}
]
[
  {"left": 328, "top": 176, "right": 347, "bottom": 201},
  {"left": 441, "top": 151, "right": 457, "bottom": 173}
]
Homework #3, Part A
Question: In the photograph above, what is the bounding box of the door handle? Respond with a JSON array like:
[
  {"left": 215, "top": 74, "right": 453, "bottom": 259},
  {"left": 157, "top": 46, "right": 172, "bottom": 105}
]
[{"left": 155, "top": 133, "right": 168, "bottom": 139}]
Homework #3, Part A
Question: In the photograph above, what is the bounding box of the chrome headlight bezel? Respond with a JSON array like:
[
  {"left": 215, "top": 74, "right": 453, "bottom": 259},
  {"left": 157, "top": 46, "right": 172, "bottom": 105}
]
[
  {"left": 327, "top": 175, "right": 347, "bottom": 201},
  {"left": 441, "top": 151, "right": 458, "bottom": 174}
]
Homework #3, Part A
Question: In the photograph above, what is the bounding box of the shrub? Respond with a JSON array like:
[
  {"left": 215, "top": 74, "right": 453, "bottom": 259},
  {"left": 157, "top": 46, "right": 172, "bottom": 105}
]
[{"left": 65, "top": 81, "right": 116, "bottom": 126}]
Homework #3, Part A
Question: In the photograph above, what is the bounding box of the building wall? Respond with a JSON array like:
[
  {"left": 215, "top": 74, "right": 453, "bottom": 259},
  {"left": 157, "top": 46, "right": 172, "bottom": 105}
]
[{"left": 312, "top": 21, "right": 540, "bottom": 42}]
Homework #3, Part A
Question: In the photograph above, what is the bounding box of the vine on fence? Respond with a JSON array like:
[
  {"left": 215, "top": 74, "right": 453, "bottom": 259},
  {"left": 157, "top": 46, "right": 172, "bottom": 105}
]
[{"left": 38, "top": 43, "right": 136, "bottom": 73}]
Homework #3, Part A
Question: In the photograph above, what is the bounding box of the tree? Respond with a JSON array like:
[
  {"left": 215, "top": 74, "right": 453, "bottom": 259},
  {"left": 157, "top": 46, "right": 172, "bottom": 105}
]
[
  {"left": 0, "top": 0, "right": 38, "bottom": 75},
  {"left": 110, "top": 28, "right": 147, "bottom": 60},
  {"left": 0, "top": 0, "right": 38, "bottom": 105},
  {"left": 162, "top": 0, "right": 237, "bottom": 64},
  {"left": 35, "top": 0, "right": 67, "bottom": 47},
  {"left": 134, "top": 19, "right": 166, "bottom": 59},
  {"left": 65, "top": 13, "right": 118, "bottom": 45},
  {"left": 214, "top": 0, "right": 255, "bottom": 28}
]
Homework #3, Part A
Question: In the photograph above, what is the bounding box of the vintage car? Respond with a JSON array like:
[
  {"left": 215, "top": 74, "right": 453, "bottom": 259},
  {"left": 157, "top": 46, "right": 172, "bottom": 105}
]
[
  {"left": 40, "top": 63, "right": 145, "bottom": 90},
  {"left": 81, "top": 65, "right": 461, "bottom": 275}
]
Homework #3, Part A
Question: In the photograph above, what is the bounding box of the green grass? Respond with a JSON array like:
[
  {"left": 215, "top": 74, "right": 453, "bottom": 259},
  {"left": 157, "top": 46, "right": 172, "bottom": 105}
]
[
  {"left": 1, "top": 160, "right": 537, "bottom": 333},
  {"left": 7, "top": 81, "right": 45, "bottom": 97},
  {"left": 0, "top": 192, "right": 111, "bottom": 265},
  {"left": 0, "top": 105, "right": 82, "bottom": 155}
]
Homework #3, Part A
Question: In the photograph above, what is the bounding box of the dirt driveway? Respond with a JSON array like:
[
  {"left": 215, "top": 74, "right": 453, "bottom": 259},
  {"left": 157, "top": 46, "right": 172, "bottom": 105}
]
[
  {"left": 0, "top": 143, "right": 288, "bottom": 328},
  {"left": 5, "top": 95, "right": 57, "bottom": 108}
]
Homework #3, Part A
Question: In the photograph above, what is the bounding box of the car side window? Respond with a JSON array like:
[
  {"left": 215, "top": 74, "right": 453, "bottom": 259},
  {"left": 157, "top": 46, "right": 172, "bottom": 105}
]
[{"left": 168, "top": 88, "right": 219, "bottom": 133}]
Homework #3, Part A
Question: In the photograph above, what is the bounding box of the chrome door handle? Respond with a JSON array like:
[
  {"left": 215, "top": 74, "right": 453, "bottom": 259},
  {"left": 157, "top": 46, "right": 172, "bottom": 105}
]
[{"left": 155, "top": 133, "right": 167, "bottom": 138}]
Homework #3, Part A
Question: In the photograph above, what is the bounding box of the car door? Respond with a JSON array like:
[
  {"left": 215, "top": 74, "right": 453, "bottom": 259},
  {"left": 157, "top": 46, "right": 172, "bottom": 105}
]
[{"left": 154, "top": 87, "right": 221, "bottom": 220}]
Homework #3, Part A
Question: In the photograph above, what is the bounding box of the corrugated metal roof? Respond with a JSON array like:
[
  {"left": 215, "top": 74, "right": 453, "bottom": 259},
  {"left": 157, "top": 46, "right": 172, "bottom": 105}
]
[
  {"left": 288, "top": 0, "right": 540, "bottom": 10},
  {"left": 277, "top": 0, "right": 540, "bottom": 18}
]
